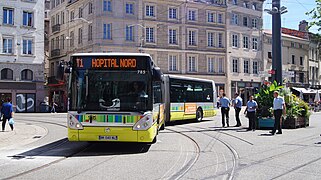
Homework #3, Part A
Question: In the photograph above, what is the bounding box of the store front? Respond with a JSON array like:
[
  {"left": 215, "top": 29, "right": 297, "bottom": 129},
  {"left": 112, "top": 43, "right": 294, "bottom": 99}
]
[{"left": 231, "top": 81, "right": 260, "bottom": 105}]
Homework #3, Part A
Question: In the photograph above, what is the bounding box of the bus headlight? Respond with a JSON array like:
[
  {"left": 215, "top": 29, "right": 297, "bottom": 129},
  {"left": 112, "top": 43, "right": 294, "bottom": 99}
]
[
  {"left": 68, "top": 114, "right": 84, "bottom": 130},
  {"left": 133, "top": 113, "right": 153, "bottom": 130}
]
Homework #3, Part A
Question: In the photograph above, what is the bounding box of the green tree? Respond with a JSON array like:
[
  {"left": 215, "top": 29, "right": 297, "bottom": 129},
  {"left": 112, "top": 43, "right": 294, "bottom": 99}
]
[{"left": 306, "top": 0, "right": 321, "bottom": 33}]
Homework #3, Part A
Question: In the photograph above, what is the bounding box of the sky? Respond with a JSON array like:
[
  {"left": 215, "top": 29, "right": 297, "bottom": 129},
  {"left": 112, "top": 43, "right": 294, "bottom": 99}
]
[{"left": 263, "top": 0, "right": 319, "bottom": 33}]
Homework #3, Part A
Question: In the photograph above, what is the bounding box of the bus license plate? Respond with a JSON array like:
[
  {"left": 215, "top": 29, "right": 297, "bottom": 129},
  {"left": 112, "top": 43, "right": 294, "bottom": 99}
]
[{"left": 98, "top": 136, "right": 118, "bottom": 140}]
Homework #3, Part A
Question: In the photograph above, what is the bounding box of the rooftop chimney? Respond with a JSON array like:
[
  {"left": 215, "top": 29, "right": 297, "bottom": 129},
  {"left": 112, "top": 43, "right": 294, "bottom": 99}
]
[{"left": 299, "top": 20, "right": 308, "bottom": 32}]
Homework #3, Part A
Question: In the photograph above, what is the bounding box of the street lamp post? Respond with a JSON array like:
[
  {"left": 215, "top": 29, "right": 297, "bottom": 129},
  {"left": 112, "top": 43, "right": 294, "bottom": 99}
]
[{"left": 265, "top": 0, "right": 287, "bottom": 85}]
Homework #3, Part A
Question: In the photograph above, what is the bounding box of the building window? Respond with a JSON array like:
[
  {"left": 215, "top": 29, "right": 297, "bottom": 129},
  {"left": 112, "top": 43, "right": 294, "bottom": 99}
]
[
  {"left": 88, "top": 24, "right": 93, "bottom": 41},
  {"left": 188, "top": 56, "right": 197, "bottom": 72},
  {"left": 299, "top": 73, "right": 304, "bottom": 83},
  {"left": 70, "top": 11, "right": 74, "bottom": 21},
  {"left": 252, "top": 37, "right": 258, "bottom": 50},
  {"left": 78, "top": 28, "right": 83, "bottom": 44},
  {"left": 146, "top": 27, "right": 154, "bottom": 43},
  {"left": 70, "top": 31, "right": 74, "bottom": 47},
  {"left": 169, "top": 55, "right": 178, "bottom": 71},
  {"left": 252, "top": 2, "right": 257, "bottom": 10},
  {"left": 218, "top": 57, "right": 224, "bottom": 73},
  {"left": 207, "top": 32, "right": 214, "bottom": 47},
  {"left": 51, "top": 38, "right": 54, "bottom": 51},
  {"left": 61, "top": 11, "right": 65, "bottom": 24},
  {"left": 22, "top": 39, "right": 33, "bottom": 55},
  {"left": 103, "top": 0, "right": 112, "bottom": 12},
  {"left": 188, "top": 10, "right": 196, "bottom": 21},
  {"left": 243, "top": 1, "right": 249, "bottom": 8},
  {"left": 208, "top": 57, "right": 215, "bottom": 73},
  {"left": 232, "top": 34, "right": 238, "bottom": 48},
  {"left": 146, "top": 5, "right": 155, "bottom": 17},
  {"left": 252, "top": 18, "right": 258, "bottom": 28},
  {"left": 21, "top": 69, "right": 33, "bottom": 81},
  {"left": 126, "top": 3, "right": 134, "bottom": 14},
  {"left": 169, "top": 29, "right": 177, "bottom": 44},
  {"left": 217, "top": 13, "right": 223, "bottom": 24},
  {"left": 188, "top": 30, "right": 196, "bottom": 46},
  {"left": 243, "top": 17, "right": 248, "bottom": 26},
  {"left": 23, "top": 11, "right": 33, "bottom": 27},
  {"left": 232, "top": 59, "right": 238, "bottom": 73},
  {"left": 56, "top": 37, "right": 59, "bottom": 49},
  {"left": 3, "top": 8, "right": 14, "bottom": 25},
  {"left": 232, "top": 13, "right": 238, "bottom": 25},
  {"left": 244, "top": 60, "right": 249, "bottom": 73},
  {"left": 126, "top": 25, "right": 134, "bottom": 41},
  {"left": 243, "top": 36, "right": 249, "bottom": 49},
  {"left": 292, "top": 55, "right": 295, "bottom": 64},
  {"left": 61, "top": 34, "right": 65, "bottom": 49},
  {"left": 291, "top": 42, "right": 296, "bottom": 48},
  {"left": 233, "top": 0, "right": 237, "bottom": 5},
  {"left": 218, "top": 33, "right": 223, "bottom": 48},
  {"left": 268, "top": 51, "right": 272, "bottom": 59},
  {"left": 169, "top": 8, "right": 177, "bottom": 19},
  {"left": 300, "top": 56, "right": 303, "bottom": 66},
  {"left": 103, "top": 24, "right": 112, "bottom": 40},
  {"left": 79, "top": 7, "right": 83, "bottom": 18},
  {"left": 89, "top": 2, "right": 93, "bottom": 14},
  {"left": 253, "top": 61, "right": 258, "bottom": 74},
  {"left": 3, "top": 38, "right": 13, "bottom": 54},
  {"left": 1, "top": 68, "right": 13, "bottom": 80},
  {"left": 208, "top": 12, "right": 214, "bottom": 23}
]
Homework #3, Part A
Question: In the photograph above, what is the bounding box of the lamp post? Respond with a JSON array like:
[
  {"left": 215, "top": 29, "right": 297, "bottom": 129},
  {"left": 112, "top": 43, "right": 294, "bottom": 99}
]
[{"left": 265, "top": 0, "right": 287, "bottom": 85}]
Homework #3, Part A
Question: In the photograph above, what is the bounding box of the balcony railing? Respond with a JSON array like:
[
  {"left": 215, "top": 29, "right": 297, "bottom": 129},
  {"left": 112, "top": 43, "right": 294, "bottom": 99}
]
[
  {"left": 52, "top": 24, "right": 60, "bottom": 33},
  {"left": 51, "top": 49, "right": 60, "bottom": 57}
]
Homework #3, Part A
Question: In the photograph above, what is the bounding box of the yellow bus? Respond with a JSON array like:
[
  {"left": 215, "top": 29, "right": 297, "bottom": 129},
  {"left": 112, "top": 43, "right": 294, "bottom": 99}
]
[
  {"left": 67, "top": 53, "right": 164, "bottom": 143},
  {"left": 163, "top": 75, "right": 217, "bottom": 122}
]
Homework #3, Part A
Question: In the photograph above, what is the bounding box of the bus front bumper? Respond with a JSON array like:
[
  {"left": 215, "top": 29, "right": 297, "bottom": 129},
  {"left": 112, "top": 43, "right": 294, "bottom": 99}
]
[{"left": 68, "top": 123, "right": 157, "bottom": 143}]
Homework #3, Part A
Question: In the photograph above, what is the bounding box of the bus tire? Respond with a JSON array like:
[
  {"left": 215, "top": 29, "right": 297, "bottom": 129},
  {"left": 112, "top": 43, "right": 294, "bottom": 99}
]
[
  {"left": 152, "top": 136, "right": 157, "bottom": 144},
  {"left": 160, "top": 120, "right": 165, "bottom": 130},
  {"left": 196, "top": 108, "right": 203, "bottom": 122}
]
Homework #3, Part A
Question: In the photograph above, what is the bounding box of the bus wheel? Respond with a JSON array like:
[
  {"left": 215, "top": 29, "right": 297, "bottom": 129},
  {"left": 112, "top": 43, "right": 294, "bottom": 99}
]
[
  {"left": 160, "top": 121, "right": 165, "bottom": 130},
  {"left": 196, "top": 108, "right": 203, "bottom": 122}
]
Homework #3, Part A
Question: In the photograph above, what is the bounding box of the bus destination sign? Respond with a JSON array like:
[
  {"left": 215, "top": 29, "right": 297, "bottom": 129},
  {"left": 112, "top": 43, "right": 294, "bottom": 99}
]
[{"left": 74, "top": 56, "right": 148, "bottom": 70}]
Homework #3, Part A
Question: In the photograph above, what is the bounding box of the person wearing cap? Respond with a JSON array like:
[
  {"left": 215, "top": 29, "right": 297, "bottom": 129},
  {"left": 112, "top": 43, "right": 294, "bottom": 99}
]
[
  {"left": 233, "top": 92, "right": 243, "bottom": 127},
  {"left": 270, "top": 91, "right": 286, "bottom": 135},
  {"left": 219, "top": 93, "right": 231, "bottom": 127}
]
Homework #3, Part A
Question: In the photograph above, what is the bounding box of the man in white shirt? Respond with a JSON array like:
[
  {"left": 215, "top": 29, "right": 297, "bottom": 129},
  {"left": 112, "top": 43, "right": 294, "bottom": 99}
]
[{"left": 270, "top": 91, "right": 286, "bottom": 135}]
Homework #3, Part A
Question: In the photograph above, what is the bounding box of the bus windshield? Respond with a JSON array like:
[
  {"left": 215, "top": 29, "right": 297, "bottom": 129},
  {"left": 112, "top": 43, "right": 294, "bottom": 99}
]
[{"left": 69, "top": 70, "right": 152, "bottom": 112}]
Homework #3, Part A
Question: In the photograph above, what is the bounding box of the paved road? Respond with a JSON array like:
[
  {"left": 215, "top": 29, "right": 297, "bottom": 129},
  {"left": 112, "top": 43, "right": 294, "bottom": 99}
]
[{"left": 0, "top": 110, "right": 321, "bottom": 180}]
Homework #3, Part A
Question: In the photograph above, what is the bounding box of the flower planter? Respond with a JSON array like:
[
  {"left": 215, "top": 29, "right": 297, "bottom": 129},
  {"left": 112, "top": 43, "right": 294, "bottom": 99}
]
[
  {"left": 283, "top": 117, "right": 308, "bottom": 129},
  {"left": 257, "top": 117, "right": 274, "bottom": 129}
]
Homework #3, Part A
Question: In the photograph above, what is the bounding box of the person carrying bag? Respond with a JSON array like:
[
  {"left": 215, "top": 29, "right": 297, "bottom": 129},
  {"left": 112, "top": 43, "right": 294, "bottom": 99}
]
[{"left": 1, "top": 98, "right": 14, "bottom": 131}]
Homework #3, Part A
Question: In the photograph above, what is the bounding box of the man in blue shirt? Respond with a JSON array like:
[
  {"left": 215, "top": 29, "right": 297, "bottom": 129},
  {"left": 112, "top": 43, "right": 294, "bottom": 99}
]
[
  {"left": 233, "top": 92, "right": 243, "bottom": 127},
  {"left": 270, "top": 91, "right": 286, "bottom": 135},
  {"left": 1, "top": 98, "right": 14, "bottom": 131},
  {"left": 245, "top": 96, "right": 257, "bottom": 131},
  {"left": 219, "top": 93, "right": 231, "bottom": 127}
]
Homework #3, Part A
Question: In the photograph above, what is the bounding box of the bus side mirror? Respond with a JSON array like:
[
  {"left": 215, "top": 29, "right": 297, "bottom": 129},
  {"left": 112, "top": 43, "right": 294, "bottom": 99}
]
[{"left": 152, "top": 67, "right": 162, "bottom": 82}]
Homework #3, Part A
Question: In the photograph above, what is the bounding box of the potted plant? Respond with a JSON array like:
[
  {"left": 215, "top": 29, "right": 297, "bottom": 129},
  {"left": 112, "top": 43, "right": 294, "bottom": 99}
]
[
  {"left": 282, "top": 90, "right": 311, "bottom": 129},
  {"left": 255, "top": 81, "right": 283, "bottom": 129}
]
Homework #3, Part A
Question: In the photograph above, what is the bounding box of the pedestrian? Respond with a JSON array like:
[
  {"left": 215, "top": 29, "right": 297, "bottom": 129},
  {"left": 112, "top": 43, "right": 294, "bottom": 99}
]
[
  {"left": 51, "top": 102, "right": 57, "bottom": 113},
  {"left": 233, "top": 92, "right": 242, "bottom": 127},
  {"left": 219, "top": 93, "right": 231, "bottom": 127},
  {"left": 244, "top": 96, "right": 257, "bottom": 131},
  {"left": 1, "top": 97, "right": 14, "bottom": 131},
  {"left": 270, "top": 91, "right": 286, "bottom": 135}
]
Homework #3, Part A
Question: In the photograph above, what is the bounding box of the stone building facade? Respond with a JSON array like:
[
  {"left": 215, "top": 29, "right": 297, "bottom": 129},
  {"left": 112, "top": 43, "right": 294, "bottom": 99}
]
[
  {"left": 0, "top": 0, "right": 45, "bottom": 112},
  {"left": 226, "top": 0, "right": 264, "bottom": 103},
  {"left": 48, "top": 0, "right": 227, "bottom": 111}
]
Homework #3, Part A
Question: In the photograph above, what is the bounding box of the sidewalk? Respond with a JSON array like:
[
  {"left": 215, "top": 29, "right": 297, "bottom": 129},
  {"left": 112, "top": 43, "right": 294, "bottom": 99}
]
[{"left": 0, "top": 119, "right": 47, "bottom": 150}]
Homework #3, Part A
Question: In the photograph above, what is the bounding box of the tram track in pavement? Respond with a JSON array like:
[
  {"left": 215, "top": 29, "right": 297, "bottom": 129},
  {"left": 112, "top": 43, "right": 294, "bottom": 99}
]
[
  {"left": 170, "top": 125, "right": 239, "bottom": 180},
  {"left": 179, "top": 122, "right": 321, "bottom": 179},
  {"left": 163, "top": 128, "right": 201, "bottom": 180}
]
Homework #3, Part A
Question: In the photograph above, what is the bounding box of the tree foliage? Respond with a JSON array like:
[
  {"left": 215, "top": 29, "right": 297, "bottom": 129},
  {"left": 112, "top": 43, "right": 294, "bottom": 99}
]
[{"left": 306, "top": 0, "right": 321, "bottom": 33}]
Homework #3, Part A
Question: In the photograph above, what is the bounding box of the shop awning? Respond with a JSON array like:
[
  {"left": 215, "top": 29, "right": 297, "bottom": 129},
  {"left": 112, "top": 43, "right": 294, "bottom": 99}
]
[{"left": 291, "top": 87, "right": 320, "bottom": 94}]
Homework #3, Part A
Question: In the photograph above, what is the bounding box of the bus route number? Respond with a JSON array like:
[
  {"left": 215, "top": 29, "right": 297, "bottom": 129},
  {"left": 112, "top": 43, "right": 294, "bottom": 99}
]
[{"left": 137, "top": 70, "right": 146, "bottom": 74}]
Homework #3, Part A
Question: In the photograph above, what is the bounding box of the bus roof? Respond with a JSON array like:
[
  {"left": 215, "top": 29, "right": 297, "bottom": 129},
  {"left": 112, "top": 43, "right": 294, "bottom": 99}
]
[
  {"left": 71, "top": 52, "right": 152, "bottom": 57},
  {"left": 164, "top": 74, "right": 215, "bottom": 84}
]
